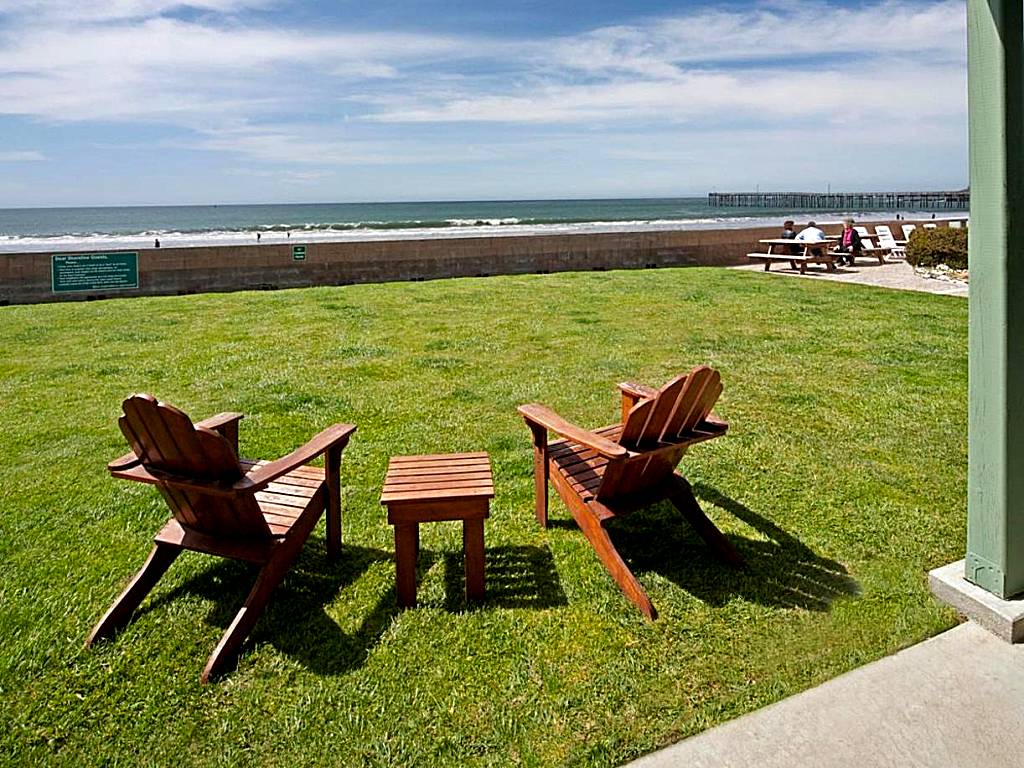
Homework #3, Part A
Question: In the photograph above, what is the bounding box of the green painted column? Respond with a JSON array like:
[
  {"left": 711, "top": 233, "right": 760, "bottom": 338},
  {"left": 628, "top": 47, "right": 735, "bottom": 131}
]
[{"left": 966, "top": 0, "right": 1024, "bottom": 598}]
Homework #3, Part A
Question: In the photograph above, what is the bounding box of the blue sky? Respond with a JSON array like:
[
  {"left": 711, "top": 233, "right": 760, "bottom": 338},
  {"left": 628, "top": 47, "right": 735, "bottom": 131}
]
[{"left": 0, "top": 1, "right": 967, "bottom": 207}]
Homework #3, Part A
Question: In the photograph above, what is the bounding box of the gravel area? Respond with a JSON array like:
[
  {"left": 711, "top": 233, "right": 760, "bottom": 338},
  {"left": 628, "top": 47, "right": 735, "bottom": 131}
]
[{"left": 732, "top": 258, "right": 968, "bottom": 297}]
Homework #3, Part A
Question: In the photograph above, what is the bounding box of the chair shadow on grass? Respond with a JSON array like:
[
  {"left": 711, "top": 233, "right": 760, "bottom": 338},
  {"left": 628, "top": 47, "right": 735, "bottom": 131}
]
[
  {"left": 440, "top": 544, "right": 569, "bottom": 612},
  {"left": 553, "top": 482, "right": 859, "bottom": 611},
  {"left": 140, "top": 541, "right": 398, "bottom": 676}
]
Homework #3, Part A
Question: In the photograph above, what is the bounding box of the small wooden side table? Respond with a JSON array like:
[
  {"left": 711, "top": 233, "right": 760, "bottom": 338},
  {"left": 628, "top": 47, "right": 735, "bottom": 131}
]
[{"left": 380, "top": 452, "right": 493, "bottom": 608}]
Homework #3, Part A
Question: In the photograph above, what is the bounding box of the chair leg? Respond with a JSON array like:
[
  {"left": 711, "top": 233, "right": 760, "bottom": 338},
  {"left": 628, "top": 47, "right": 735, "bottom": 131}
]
[
  {"left": 86, "top": 541, "right": 181, "bottom": 647},
  {"left": 201, "top": 539, "right": 303, "bottom": 684},
  {"left": 572, "top": 501, "right": 657, "bottom": 620},
  {"left": 667, "top": 475, "right": 744, "bottom": 568},
  {"left": 528, "top": 424, "right": 549, "bottom": 528},
  {"left": 325, "top": 444, "right": 343, "bottom": 559}
]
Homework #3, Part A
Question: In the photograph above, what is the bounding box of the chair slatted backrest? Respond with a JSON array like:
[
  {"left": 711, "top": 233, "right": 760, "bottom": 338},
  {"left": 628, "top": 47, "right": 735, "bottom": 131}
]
[
  {"left": 902, "top": 224, "right": 917, "bottom": 240},
  {"left": 636, "top": 373, "right": 689, "bottom": 445},
  {"left": 876, "top": 230, "right": 898, "bottom": 248},
  {"left": 618, "top": 397, "right": 656, "bottom": 447},
  {"left": 663, "top": 366, "right": 721, "bottom": 437},
  {"left": 599, "top": 367, "right": 723, "bottom": 500},
  {"left": 854, "top": 227, "right": 875, "bottom": 249},
  {"left": 618, "top": 367, "right": 721, "bottom": 451},
  {"left": 875, "top": 225, "right": 893, "bottom": 239},
  {"left": 119, "top": 394, "right": 270, "bottom": 538}
]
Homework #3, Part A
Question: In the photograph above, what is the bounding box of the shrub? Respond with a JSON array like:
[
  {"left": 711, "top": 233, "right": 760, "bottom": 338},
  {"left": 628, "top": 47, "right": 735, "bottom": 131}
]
[{"left": 905, "top": 227, "right": 968, "bottom": 270}]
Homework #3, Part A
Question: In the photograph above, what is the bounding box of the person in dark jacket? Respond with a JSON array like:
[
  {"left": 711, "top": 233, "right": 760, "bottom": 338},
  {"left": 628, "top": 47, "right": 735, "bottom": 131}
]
[
  {"left": 781, "top": 220, "right": 799, "bottom": 254},
  {"left": 834, "top": 218, "right": 862, "bottom": 266}
]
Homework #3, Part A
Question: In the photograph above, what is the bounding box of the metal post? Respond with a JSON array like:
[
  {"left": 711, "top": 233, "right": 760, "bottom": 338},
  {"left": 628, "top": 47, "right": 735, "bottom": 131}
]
[{"left": 966, "top": 0, "right": 1024, "bottom": 598}]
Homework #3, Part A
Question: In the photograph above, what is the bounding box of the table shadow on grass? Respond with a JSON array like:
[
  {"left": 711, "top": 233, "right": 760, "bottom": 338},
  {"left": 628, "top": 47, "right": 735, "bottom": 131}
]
[
  {"left": 138, "top": 543, "right": 397, "bottom": 676},
  {"left": 553, "top": 484, "right": 859, "bottom": 611},
  {"left": 440, "top": 544, "right": 568, "bottom": 612}
]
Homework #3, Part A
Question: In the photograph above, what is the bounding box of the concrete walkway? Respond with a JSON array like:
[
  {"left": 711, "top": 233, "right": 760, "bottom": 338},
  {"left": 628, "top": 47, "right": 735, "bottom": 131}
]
[
  {"left": 626, "top": 622, "right": 1024, "bottom": 768},
  {"left": 731, "top": 258, "right": 968, "bottom": 297}
]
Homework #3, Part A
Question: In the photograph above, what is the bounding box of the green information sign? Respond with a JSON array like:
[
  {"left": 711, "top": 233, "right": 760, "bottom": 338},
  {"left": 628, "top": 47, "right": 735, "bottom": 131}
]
[
  {"left": 292, "top": 245, "right": 307, "bottom": 261},
  {"left": 52, "top": 252, "right": 139, "bottom": 293}
]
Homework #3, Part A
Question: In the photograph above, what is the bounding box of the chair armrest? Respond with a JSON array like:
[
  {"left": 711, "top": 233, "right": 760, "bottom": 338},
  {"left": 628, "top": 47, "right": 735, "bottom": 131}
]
[
  {"left": 618, "top": 381, "right": 657, "bottom": 423},
  {"left": 240, "top": 423, "right": 357, "bottom": 491},
  {"left": 518, "top": 404, "right": 628, "bottom": 460},
  {"left": 704, "top": 413, "right": 728, "bottom": 431},
  {"left": 108, "top": 450, "right": 141, "bottom": 472},
  {"left": 196, "top": 412, "right": 244, "bottom": 453},
  {"left": 195, "top": 412, "right": 244, "bottom": 433},
  {"left": 618, "top": 381, "right": 657, "bottom": 400}
]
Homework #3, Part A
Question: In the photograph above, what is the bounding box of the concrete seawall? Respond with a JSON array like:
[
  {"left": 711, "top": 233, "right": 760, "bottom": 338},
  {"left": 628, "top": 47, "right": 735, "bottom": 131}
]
[{"left": 0, "top": 221, "right": 920, "bottom": 305}]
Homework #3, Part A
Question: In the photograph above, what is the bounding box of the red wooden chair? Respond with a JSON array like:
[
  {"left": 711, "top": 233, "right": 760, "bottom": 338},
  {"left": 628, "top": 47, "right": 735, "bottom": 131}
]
[
  {"left": 519, "top": 366, "right": 741, "bottom": 619},
  {"left": 86, "top": 394, "right": 356, "bottom": 683}
]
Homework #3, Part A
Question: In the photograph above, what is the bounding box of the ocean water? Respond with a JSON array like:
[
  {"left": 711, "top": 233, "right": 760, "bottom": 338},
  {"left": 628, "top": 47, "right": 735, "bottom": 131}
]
[{"left": 0, "top": 198, "right": 968, "bottom": 253}]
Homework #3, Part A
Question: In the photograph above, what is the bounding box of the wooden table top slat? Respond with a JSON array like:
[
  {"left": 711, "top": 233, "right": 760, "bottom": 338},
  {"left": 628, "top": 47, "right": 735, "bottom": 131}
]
[
  {"left": 385, "top": 473, "right": 493, "bottom": 488},
  {"left": 381, "top": 453, "right": 494, "bottom": 505},
  {"left": 384, "top": 478, "right": 494, "bottom": 494},
  {"left": 380, "top": 487, "right": 494, "bottom": 504},
  {"left": 388, "top": 451, "right": 489, "bottom": 464},
  {"left": 386, "top": 465, "right": 493, "bottom": 478},
  {"left": 385, "top": 461, "right": 492, "bottom": 474}
]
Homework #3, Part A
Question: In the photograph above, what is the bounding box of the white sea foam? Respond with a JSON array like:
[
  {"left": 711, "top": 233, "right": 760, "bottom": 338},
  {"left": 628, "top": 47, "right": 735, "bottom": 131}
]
[{"left": 0, "top": 212, "right": 967, "bottom": 253}]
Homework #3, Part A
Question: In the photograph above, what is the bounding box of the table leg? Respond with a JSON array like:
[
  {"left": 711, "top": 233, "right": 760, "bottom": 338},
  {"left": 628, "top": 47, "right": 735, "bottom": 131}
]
[
  {"left": 394, "top": 522, "right": 419, "bottom": 608},
  {"left": 463, "top": 517, "right": 486, "bottom": 603}
]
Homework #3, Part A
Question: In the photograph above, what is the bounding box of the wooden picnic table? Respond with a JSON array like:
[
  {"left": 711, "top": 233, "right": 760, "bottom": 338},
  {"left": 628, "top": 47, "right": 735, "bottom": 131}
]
[{"left": 748, "top": 238, "right": 838, "bottom": 274}]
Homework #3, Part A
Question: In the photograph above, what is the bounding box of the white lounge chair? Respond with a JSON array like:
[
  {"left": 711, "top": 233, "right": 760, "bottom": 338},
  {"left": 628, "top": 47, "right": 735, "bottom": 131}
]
[
  {"left": 875, "top": 229, "right": 906, "bottom": 259},
  {"left": 851, "top": 227, "right": 887, "bottom": 264},
  {"left": 901, "top": 224, "right": 917, "bottom": 241},
  {"left": 924, "top": 222, "right": 938, "bottom": 229}
]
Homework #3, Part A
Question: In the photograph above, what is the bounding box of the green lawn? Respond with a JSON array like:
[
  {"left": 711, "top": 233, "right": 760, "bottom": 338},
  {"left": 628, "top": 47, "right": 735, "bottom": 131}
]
[{"left": 0, "top": 267, "right": 966, "bottom": 766}]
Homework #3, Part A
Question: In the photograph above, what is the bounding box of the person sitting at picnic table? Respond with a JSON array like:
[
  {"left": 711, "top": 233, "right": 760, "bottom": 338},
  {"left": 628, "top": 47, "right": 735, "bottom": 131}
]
[
  {"left": 781, "top": 220, "right": 800, "bottom": 254},
  {"left": 833, "top": 217, "right": 863, "bottom": 266},
  {"left": 795, "top": 220, "right": 827, "bottom": 256}
]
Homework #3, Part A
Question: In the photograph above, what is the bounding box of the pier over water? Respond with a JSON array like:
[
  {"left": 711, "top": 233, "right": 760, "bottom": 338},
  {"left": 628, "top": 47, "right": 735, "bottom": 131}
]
[{"left": 708, "top": 190, "right": 970, "bottom": 209}]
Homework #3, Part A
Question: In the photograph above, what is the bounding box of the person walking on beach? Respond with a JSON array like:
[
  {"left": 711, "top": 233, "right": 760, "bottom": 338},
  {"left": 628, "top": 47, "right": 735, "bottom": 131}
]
[
  {"left": 833, "top": 218, "right": 862, "bottom": 266},
  {"left": 154, "top": 238, "right": 160, "bottom": 248},
  {"left": 256, "top": 232, "right": 261, "bottom": 242}
]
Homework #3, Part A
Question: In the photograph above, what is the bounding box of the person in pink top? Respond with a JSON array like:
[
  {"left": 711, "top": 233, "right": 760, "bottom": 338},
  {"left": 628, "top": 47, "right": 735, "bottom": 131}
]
[{"left": 833, "top": 218, "right": 863, "bottom": 267}]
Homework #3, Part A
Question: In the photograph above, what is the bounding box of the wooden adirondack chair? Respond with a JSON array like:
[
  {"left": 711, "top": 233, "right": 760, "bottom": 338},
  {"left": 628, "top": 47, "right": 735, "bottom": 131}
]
[
  {"left": 86, "top": 394, "right": 356, "bottom": 683},
  {"left": 519, "top": 366, "right": 741, "bottom": 619}
]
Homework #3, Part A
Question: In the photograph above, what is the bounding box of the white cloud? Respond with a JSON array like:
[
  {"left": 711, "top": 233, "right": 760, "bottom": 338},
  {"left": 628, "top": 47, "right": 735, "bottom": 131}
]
[
  {"left": 368, "top": 0, "right": 967, "bottom": 126},
  {"left": 539, "top": 0, "right": 965, "bottom": 76},
  {"left": 0, "top": 0, "right": 967, "bottom": 172},
  {"left": 193, "top": 123, "right": 500, "bottom": 166},
  {"left": 0, "top": 149, "right": 45, "bottom": 160},
  {"left": 0, "top": 1, "right": 270, "bottom": 23}
]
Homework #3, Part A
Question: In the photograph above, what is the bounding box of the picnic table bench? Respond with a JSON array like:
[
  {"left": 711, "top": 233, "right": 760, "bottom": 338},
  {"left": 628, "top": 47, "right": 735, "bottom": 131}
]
[{"left": 748, "top": 238, "right": 838, "bottom": 274}]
